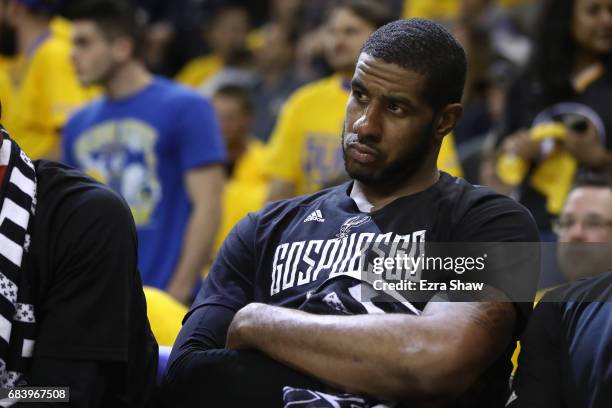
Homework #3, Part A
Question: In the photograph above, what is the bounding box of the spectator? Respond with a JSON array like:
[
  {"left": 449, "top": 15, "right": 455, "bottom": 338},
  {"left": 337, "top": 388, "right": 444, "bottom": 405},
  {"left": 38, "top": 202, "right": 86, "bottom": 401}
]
[
  {"left": 265, "top": 0, "right": 464, "bottom": 202},
  {"left": 251, "top": 23, "right": 306, "bottom": 142},
  {"left": 485, "top": 0, "right": 612, "bottom": 238},
  {"left": 508, "top": 269, "right": 612, "bottom": 408},
  {"left": 0, "top": 0, "right": 96, "bottom": 160},
  {"left": 211, "top": 84, "right": 268, "bottom": 251},
  {"left": 62, "top": 0, "right": 226, "bottom": 304},
  {"left": 553, "top": 171, "right": 612, "bottom": 281},
  {"left": 175, "top": 4, "right": 251, "bottom": 89}
]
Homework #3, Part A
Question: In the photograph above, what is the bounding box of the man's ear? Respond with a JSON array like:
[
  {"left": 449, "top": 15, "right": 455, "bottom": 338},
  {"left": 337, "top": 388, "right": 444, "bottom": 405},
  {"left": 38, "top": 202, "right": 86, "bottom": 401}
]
[
  {"left": 112, "top": 36, "right": 135, "bottom": 63},
  {"left": 434, "top": 103, "right": 463, "bottom": 142}
]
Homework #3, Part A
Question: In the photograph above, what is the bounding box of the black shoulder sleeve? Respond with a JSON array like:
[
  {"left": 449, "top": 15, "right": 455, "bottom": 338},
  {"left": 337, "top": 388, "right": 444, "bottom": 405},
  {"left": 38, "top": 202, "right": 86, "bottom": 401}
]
[
  {"left": 34, "top": 185, "right": 137, "bottom": 361},
  {"left": 508, "top": 292, "right": 564, "bottom": 407}
]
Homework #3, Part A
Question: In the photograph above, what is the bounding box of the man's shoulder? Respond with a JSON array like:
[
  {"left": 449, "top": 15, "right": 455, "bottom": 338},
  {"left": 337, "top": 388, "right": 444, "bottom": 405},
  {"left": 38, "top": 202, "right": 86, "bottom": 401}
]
[
  {"left": 64, "top": 98, "right": 106, "bottom": 131},
  {"left": 543, "top": 270, "right": 612, "bottom": 303},
  {"left": 151, "top": 77, "right": 211, "bottom": 105},
  {"left": 34, "top": 160, "right": 132, "bottom": 225},
  {"left": 438, "top": 173, "right": 525, "bottom": 212},
  {"left": 436, "top": 173, "right": 538, "bottom": 240},
  {"left": 253, "top": 183, "right": 348, "bottom": 226}
]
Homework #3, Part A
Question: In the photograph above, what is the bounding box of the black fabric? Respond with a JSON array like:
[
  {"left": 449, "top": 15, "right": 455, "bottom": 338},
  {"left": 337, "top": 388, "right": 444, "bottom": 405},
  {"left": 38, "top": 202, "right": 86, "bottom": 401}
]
[
  {"left": 168, "top": 173, "right": 540, "bottom": 407},
  {"left": 22, "top": 160, "right": 158, "bottom": 408},
  {"left": 509, "top": 270, "right": 612, "bottom": 408},
  {"left": 496, "top": 69, "right": 612, "bottom": 230},
  {"left": 21, "top": 357, "right": 106, "bottom": 408},
  {"left": 160, "top": 305, "right": 325, "bottom": 407}
]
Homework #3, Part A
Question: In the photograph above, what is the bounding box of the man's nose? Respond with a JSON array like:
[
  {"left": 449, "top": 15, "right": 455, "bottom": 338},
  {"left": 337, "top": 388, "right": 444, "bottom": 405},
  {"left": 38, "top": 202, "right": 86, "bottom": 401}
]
[{"left": 352, "top": 103, "right": 382, "bottom": 142}]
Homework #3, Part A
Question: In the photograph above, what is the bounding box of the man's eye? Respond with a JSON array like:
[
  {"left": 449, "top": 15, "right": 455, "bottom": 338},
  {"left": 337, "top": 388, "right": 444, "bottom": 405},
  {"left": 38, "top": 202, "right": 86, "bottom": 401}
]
[
  {"left": 352, "top": 90, "right": 367, "bottom": 102},
  {"left": 387, "top": 103, "right": 402, "bottom": 114}
]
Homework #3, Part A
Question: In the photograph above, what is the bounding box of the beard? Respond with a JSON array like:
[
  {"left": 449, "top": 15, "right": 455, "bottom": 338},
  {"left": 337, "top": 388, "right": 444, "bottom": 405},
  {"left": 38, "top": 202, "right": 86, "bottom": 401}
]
[{"left": 341, "top": 119, "right": 437, "bottom": 190}]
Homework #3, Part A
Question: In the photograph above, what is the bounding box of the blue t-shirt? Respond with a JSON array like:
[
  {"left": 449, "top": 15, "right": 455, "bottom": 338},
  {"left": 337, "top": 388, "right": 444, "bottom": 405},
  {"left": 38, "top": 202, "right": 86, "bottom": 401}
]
[{"left": 63, "top": 77, "right": 226, "bottom": 288}]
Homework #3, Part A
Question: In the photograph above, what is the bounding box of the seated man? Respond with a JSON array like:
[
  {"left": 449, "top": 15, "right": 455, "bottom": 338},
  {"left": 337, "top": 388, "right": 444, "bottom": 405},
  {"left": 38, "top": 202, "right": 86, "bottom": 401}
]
[
  {"left": 508, "top": 270, "right": 612, "bottom": 408},
  {"left": 161, "top": 19, "right": 539, "bottom": 407},
  {"left": 0, "top": 125, "right": 157, "bottom": 406}
]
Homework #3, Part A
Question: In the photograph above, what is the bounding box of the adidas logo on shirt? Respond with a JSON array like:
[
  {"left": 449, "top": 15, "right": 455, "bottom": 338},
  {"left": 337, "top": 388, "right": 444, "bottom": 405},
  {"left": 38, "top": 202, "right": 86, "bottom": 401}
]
[{"left": 303, "top": 210, "right": 325, "bottom": 223}]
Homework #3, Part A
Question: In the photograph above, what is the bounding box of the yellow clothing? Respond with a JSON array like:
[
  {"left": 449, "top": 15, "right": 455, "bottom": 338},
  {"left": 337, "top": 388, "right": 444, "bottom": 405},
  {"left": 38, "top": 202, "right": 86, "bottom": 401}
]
[
  {"left": 402, "top": 0, "right": 529, "bottom": 21},
  {"left": 143, "top": 286, "right": 187, "bottom": 346},
  {"left": 3, "top": 18, "right": 97, "bottom": 158},
  {"left": 0, "top": 56, "right": 13, "bottom": 116},
  {"left": 402, "top": 0, "right": 459, "bottom": 21},
  {"left": 214, "top": 139, "right": 268, "bottom": 251},
  {"left": 265, "top": 75, "right": 463, "bottom": 195},
  {"left": 175, "top": 54, "right": 224, "bottom": 88}
]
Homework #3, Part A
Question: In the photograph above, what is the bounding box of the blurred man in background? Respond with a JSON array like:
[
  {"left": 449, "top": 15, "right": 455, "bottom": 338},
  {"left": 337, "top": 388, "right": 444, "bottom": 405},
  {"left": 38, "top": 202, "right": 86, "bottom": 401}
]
[
  {"left": 62, "top": 0, "right": 226, "bottom": 304},
  {"left": 251, "top": 23, "right": 305, "bottom": 142},
  {"left": 265, "top": 0, "right": 463, "bottom": 202},
  {"left": 176, "top": 4, "right": 251, "bottom": 89},
  {"left": 554, "top": 171, "right": 612, "bottom": 281},
  {"left": 0, "top": 0, "right": 95, "bottom": 160},
  {"left": 211, "top": 84, "right": 267, "bottom": 252}
]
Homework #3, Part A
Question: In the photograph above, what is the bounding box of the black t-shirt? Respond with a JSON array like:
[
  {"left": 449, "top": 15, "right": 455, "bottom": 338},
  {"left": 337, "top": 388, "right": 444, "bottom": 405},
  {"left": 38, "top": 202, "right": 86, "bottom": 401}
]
[
  {"left": 497, "top": 69, "right": 612, "bottom": 230},
  {"left": 192, "top": 172, "right": 540, "bottom": 407},
  {"left": 23, "top": 161, "right": 158, "bottom": 407},
  {"left": 509, "top": 270, "right": 612, "bottom": 408}
]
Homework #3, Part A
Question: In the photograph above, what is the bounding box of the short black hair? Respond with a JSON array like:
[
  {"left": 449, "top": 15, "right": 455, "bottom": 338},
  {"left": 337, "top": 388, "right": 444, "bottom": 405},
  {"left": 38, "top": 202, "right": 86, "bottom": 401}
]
[
  {"left": 213, "top": 84, "right": 253, "bottom": 114},
  {"left": 68, "top": 0, "right": 146, "bottom": 59},
  {"left": 361, "top": 18, "right": 466, "bottom": 110},
  {"left": 327, "top": 0, "right": 394, "bottom": 30},
  {"left": 19, "top": 0, "right": 63, "bottom": 17},
  {"left": 572, "top": 171, "right": 612, "bottom": 192}
]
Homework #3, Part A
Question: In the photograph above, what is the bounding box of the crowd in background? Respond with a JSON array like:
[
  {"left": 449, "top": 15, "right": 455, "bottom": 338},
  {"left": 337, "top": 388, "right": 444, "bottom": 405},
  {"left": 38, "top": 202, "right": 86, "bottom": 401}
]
[{"left": 0, "top": 0, "right": 611, "bottom": 344}]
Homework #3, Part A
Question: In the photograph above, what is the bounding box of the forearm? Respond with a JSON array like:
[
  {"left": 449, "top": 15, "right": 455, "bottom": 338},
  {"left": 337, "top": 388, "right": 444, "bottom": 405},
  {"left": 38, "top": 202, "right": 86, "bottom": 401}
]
[
  {"left": 161, "top": 306, "right": 323, "bottom": 407},
  {"left": 163, "top": 348, "right": 324, "bottom": 407},
  {"left": 168, "top": 201, "right": 221, "bottom": 298},
  {"left": 228, "top": 303, "right": 497, "bottom": 400}
]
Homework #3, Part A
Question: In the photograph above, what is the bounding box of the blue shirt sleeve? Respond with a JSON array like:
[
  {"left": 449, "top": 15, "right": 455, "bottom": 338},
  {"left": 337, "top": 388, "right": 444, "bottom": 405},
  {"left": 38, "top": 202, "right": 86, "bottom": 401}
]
[
  {"left": 189, "top": 213, "right": 257, "bottom": 316},
  {"left": 175, "top": 94, "right": 226, "bottom": 172},
  {"left": 61, "top": 115, "right": 78, "bottom": 167}
]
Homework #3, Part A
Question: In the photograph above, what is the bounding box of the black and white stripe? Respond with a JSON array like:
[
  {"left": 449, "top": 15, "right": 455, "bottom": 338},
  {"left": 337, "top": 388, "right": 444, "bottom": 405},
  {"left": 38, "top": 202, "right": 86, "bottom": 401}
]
[{"left": 0, "top": 130, "right": 37, "bottom": 405}]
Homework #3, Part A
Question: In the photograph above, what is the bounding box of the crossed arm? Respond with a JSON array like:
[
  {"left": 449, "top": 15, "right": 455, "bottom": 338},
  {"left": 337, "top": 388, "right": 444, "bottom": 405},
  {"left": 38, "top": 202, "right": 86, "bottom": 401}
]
[
  {"left": 225, "top": 300, "right": 516, "bottom": 400},
  {"left": 163, "top": 297, "right": 516, "bottom": 406}
]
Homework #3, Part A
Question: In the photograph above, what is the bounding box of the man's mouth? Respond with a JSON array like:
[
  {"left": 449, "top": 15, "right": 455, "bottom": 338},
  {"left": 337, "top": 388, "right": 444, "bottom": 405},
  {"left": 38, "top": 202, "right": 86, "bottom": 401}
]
[{"left": 346, "top": 139, "right": 379, "bottom": 164}]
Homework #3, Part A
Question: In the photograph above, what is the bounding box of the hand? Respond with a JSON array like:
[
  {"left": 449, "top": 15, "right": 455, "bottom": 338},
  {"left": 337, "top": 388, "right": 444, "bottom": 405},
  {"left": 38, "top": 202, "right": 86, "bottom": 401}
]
[
  {"left": 226, "top": 303, "right": 268, "bottom": 350},
  {"left": 563, "top": 118, "right": 610, "bottom": 169},
  {"left": 500, "top": 129, "right": 540, "bottom": 162}
]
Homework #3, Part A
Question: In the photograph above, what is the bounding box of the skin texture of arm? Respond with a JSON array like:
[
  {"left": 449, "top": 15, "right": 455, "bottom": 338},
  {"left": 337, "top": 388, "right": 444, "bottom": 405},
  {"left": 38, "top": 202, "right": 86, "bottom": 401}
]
[
  {"left": 167, "top": 165, "right": 225, "bottom": 304},
  {"left": 226, "top": 299, "right": 516, "bottom": 401}
]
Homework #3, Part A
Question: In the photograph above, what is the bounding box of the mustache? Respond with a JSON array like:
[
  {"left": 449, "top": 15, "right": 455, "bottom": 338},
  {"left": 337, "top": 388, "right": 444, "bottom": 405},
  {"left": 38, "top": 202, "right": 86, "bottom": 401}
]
[
  {"left": 343, "top": 132, "right": 382, "bottom": 158},
  {"left": 343, "top": 132, "right": 379, "bottom": 150}
]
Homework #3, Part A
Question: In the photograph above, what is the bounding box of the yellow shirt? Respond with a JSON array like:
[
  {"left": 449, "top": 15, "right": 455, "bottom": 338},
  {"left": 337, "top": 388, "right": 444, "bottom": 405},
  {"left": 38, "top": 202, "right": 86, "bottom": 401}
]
[
  {"left": 0, "top": 56, "right": 13, "bottom": 117},
  {"left": 214, "top": 138, "right": 268, "bottom": 251},
  {"left": 143, "top": 286, "right": 187, "bottom": 346},
  {"left": 402, "top": 0, "right": 459, "bottom": 21},
  {"left": 265, "top": 75, "right": 463, "bottom": 195},
  {"left": 175, "top": 54, "right": 224, "bottom": 88},
  {"left": 3, "top": 18, "right": 97, "bottom": 158},
  {"left": 402, "top": 0, "right": 530, "bottom": 20}
]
